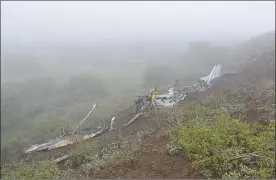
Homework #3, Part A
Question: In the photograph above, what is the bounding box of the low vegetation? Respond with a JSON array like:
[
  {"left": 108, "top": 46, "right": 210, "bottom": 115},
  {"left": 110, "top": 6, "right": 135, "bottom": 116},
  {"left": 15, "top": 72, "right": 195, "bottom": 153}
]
[
  {"left": 166, "top": 79, "right": 275, "bottom": 179},
  {"left": 1, "top": 82, "right": 275, "bottom": 179},
  {"left": 1, "top": 129, "right": 151, "bottom": 179},
  {"left": 167, "top": 104, "right": 275, "bottom": 179},
  {"left": 1, "top": 161, "right": 59, "bottom": 179}
]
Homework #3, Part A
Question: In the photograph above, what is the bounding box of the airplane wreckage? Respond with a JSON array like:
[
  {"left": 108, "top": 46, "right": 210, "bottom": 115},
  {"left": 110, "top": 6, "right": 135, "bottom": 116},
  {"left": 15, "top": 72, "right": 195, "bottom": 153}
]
[{"left": 24, "top": 64, "right": 237, "bottom": 156}]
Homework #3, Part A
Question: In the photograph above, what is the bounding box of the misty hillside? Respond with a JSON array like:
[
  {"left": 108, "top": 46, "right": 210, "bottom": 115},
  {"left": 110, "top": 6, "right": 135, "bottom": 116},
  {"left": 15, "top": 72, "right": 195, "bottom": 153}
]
[
  {"left": 1, "top": 1, "right": 275, "bottom": 179},
  {"left": 232, "top": 31, "right": 275, "bottom": 63},
  {"left": 169, "top": 31, "right": 275, "bottom": 82},
  {"left": 1, "top": 30, "right": 274, "bottom": 149},
  {"left": 1, "top": 29, "right": 275, "bottom": 179},
  {"left": 1, "top": 40, "right": 187, "bottom": 83}
]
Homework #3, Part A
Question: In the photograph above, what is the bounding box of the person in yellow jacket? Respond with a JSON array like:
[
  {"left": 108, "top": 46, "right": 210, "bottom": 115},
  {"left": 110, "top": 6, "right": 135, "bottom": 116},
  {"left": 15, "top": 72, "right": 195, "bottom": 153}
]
[{"left": 149, "top": 86, "right": 158, "bottom": 107}]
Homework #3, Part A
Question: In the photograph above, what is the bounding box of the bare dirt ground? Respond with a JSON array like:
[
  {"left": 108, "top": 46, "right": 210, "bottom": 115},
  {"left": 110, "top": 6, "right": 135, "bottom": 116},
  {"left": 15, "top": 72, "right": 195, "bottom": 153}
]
[{"left": 90, "top": 134, "right": 200, "bottom": 179}]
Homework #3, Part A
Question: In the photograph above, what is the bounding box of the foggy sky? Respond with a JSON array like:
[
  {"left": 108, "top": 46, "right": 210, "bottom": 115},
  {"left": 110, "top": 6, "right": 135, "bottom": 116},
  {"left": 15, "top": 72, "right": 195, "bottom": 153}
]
[{"left": 1, "top": 1, "right": 275, "bottom": 44}]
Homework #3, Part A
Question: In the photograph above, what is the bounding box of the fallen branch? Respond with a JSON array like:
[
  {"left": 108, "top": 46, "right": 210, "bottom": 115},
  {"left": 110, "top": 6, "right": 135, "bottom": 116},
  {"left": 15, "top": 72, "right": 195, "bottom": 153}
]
[
  {"left": 124, "top": 112, "right": 143, "bottom": 127},
  {"left": 53, "top": 155, "right": 69, "bottom": 164},
  {"left": 72, "top": 104, "right": 97, "bottom": 134}
]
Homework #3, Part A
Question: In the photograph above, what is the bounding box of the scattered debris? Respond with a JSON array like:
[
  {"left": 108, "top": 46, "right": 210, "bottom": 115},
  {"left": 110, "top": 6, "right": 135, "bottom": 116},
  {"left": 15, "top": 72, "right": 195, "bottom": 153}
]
[
  {"left": 124, "top": 64, "right": 237, "bottom": 126},
  {"left": 24, "top": 64, "right": 236, "bottom": 155},
  {"left": 155, "top": 64, "right": 223, "bottom": 108}
]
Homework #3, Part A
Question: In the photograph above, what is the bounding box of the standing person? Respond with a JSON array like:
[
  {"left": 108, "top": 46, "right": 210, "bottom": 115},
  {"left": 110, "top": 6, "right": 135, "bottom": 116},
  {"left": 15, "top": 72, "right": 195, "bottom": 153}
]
[{"left": 150, "top": 86, "right": 158, "bottom": 108}]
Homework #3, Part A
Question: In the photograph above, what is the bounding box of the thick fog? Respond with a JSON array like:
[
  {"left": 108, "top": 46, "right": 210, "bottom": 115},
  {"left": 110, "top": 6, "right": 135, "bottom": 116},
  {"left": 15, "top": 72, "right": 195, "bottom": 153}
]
[
  {"left": 2, "top": 1, "right": 275, "bottom": 44},
  {"left": 1, "top": 1, "right": 275, "bottom": 83}
]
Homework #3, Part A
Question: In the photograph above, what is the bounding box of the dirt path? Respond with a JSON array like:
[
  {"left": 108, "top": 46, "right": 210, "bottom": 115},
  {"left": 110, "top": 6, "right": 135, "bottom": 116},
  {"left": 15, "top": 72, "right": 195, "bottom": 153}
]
[{"left": 91, "top": 135, "right": 200, "bottom": 179}]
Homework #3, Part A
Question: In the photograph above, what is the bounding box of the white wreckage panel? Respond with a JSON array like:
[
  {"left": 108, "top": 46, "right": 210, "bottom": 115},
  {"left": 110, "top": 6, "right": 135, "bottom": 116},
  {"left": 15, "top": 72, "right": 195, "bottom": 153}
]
[
  {"left": 200, "top": 64, "right": 221, "bottom": 85},
  {"left": 155, "top": 88, "right": 185, "bottom": 108},
  {"left": 25, "top": 138, "right": 64, "bottom": 153},
  {"left": 155, "top": 64, "right": 222, "bottom": 108},
  {"left": 24, "top": 117, "right": 116, "bottom": 154}
]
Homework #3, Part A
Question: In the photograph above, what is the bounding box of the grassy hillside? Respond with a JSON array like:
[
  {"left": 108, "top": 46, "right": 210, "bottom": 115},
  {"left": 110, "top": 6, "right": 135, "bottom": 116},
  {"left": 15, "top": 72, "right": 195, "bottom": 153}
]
[{"left": 2, "top": 67, "right": 274, "bottom": 178}]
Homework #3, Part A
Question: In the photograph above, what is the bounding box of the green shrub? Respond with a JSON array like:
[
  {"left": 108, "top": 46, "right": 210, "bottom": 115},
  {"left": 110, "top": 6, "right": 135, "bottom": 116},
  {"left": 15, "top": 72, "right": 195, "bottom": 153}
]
[
  {"left": 168, "top": 110, "right": 275, "bottom": 179},
  {"left": 168, "top": 101, "right": 216, "bottom": 128},
  {"left": 65, "top": 144, "right": 101, "bottom": 168},
  {"left": 1, "top": 161, "right": 58, "bottom": 179}
]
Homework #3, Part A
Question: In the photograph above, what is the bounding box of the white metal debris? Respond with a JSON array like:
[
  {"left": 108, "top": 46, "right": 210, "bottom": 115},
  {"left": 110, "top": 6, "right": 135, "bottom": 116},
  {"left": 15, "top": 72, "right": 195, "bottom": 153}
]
[
  {"left": 25, "top": 109, "right": 115, "bottom": 154},
  {"left": 155, "top": 64, "right": 222, "bottom": 108},
  {"left": 200, "top": 64, "right": 221, "bottom": 85}
]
